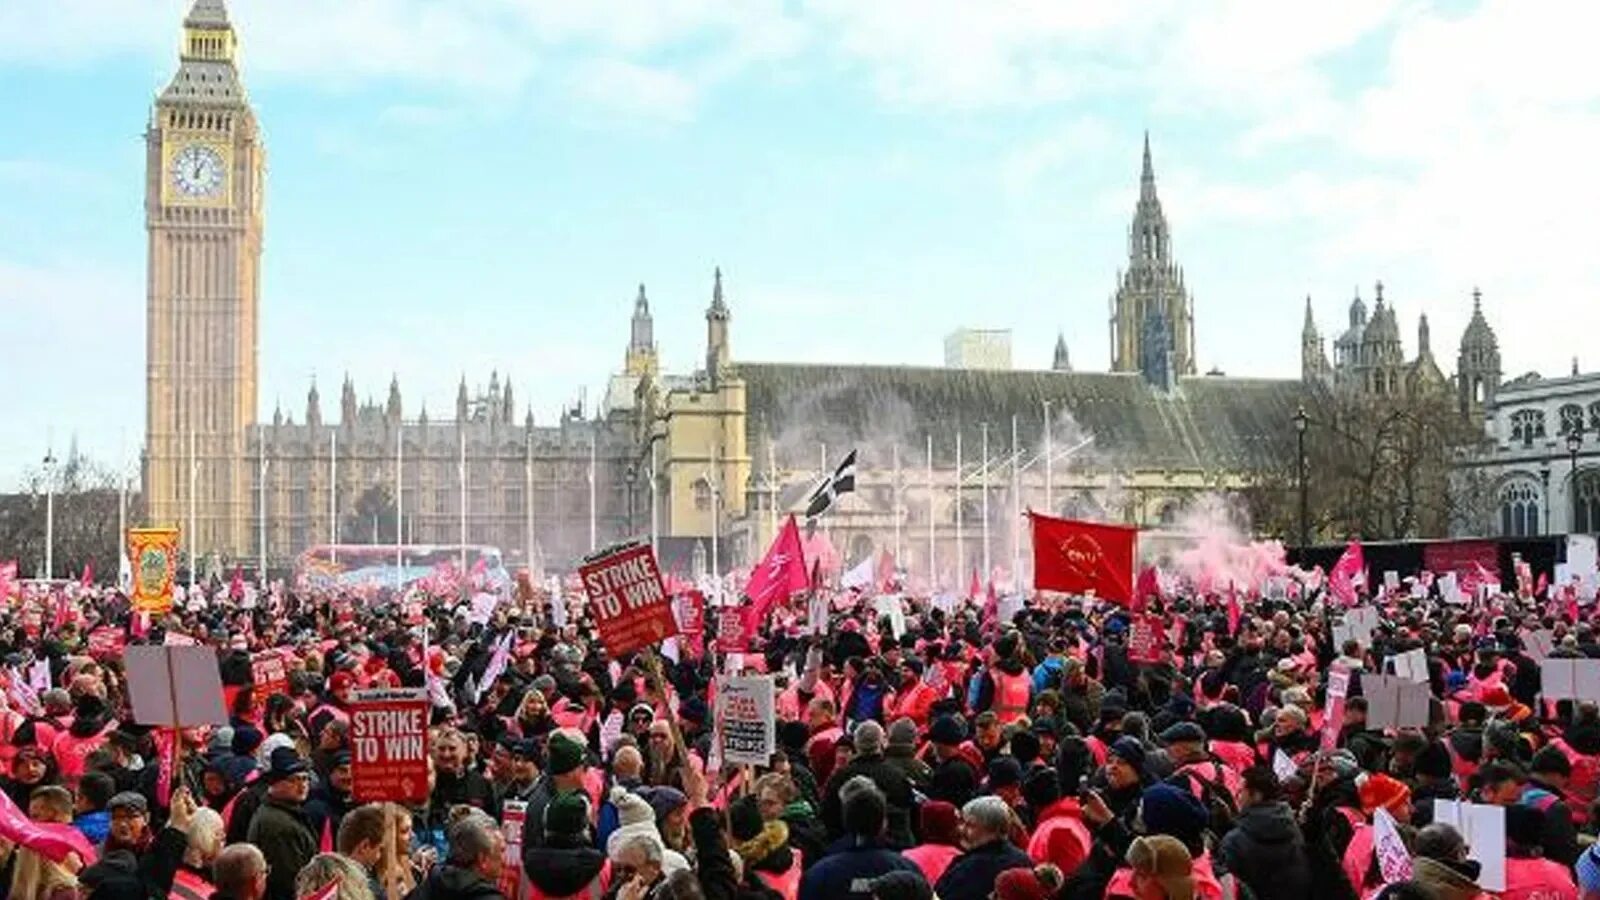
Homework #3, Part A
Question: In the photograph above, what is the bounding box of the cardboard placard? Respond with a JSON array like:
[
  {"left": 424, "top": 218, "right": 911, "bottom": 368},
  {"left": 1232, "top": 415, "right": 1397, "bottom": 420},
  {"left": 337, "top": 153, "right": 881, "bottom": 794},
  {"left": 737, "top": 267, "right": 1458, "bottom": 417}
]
[
  {"left": 1321, "top": 666, "right": 1351, "bottom": 752},
  {"left": 1360, "top": 674, "right": 1431, "bottom": 729},
  {"left": 579, "top": 543, "right": 678, "bottom": 657},
  {"left": 1521, "top": 629, "right": 1555, "bottom": 662},
  {"left": 126, "top": 645, "right": 228, "bottom": 727},
  {"left": 1431, "top": 801, "right": 1505, "bottom": 891},
  {"left": 1128, "top": 615, "right": 1163, "bottom": 664},
  {"left": 1387, "top": 648, "right": 1429, "bottom": 683},
  {"left": 349, "top": 687, "right": 430, "bottom": 804},
  {"left": 251, "top": 650, "right": 289, "bottom": 699},
  {"left": 1372, "top": 808, "right": 1413, "bottom": 884},
  {"left": 715, "top": 675, "right": 776, "bottom": 767},
  {"left": 1539, "top": 658, "right": 1600, "bottom": 701}
]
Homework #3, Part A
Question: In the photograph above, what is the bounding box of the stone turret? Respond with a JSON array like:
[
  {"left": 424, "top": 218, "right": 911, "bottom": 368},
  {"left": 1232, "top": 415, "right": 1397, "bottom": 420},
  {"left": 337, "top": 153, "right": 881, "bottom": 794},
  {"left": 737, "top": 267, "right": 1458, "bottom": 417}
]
[
  {"left": 306, "top": 378, "right": 321, "bottom": 428},
  {"left": 1458, "top": 288, "right": 1502, "bottom": 419},
  {"left": 1052, "top": 333, "right": 1072, "bottom": 372},
  {"left": 706, "top": 267, "right": 731, "bottom": 384}
]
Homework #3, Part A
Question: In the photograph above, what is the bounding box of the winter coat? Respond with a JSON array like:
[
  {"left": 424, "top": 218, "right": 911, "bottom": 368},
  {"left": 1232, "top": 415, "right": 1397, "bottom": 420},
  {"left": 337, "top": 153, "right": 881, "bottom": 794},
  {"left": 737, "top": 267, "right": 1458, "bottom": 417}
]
[
  {"left": 1215, "top": 802, "right": 1311, "bottom": 900},
  {"left": 821, "top": 753, "right": 916, "bottom": 848},
  {"left": 926, "top": 756, "right": 978, "bottom": 808},
  {"left": 431, "top": 768, "right": 497, "bottom": 820},
  {"left": 780, "top": 802, "right": 829, "bottom": 872},
  {"left": 405, "top": 865, "right": 507, "bottom": 900},
  {"left": 934, "top": 839, "right": 1032, "bottom": 900},
  {"left": 246, "top": 796, "right": 318, "bottom": 900},
  {"left": 79, "top": 826, "right": 186, "bottom": 900},
  {"left": 797, "top": 836, "right": 923, "bottom": 900},
  {"left": 522, "top": 838, "right": 608, "bottom": 900}
]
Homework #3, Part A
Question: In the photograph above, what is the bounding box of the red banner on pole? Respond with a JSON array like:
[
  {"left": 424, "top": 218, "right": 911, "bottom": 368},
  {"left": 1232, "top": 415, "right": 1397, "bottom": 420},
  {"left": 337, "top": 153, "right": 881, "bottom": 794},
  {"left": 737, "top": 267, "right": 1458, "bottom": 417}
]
[
  {"left": 349, "top": 688, "right": 430, "bottom": 804},
  {"left": 1029, "top": 513, "right": 1137, "bottom": 606},
  {"left": 1128, "top": 615, "right": 1164, "bottom": 664},
  {"left": 716, "top": 607, "right": 750, "bottom": 653},
  {"left": 579, "top": 543, "right": 678, "bottom": 658}
]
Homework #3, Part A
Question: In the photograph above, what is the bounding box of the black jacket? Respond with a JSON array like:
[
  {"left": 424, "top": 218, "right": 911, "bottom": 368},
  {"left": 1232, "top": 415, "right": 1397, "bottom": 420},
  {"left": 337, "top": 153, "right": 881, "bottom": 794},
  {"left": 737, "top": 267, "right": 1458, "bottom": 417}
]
[
  {"left": 797, "top": 836, "right": 923, "bottom": 900},
  {"left": 247, "top": 796, "right": 318, "bottom": 900},
  {"left": 406, "top": 865, "right": 506, "bottom": 900},
  {"left": 80, "top": 826, "right": 186, "bottom": 900},
  {"left": 934, "top": 840, "right": 1032, "bottom": 900},
  {"left": 1215, "top": 802, "right": 1311, "bottom": 900},
  {"left": 821, "top": 753, "right": 916, "bottom": 847},
  {"left": 523, "top": 838, "right": 607, "bottom": 898}
]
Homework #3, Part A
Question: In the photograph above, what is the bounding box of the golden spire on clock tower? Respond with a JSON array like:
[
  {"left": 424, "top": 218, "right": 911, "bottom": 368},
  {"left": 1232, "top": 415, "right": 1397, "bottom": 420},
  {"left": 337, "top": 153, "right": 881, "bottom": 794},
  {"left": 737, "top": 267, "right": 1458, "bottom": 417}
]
[{"left": 143, "top": 0, "right": 264, "bottom": 561}]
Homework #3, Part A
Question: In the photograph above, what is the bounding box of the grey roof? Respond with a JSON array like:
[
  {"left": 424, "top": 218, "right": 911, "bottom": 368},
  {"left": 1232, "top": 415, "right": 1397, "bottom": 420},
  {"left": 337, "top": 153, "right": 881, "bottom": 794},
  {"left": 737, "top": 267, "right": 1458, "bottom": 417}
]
[
  {"left": 161, "top": 59, "right": 245, "bottom": 105},
  {"left": 185, "top": 0, "right": 229, "bottom": 27},
  {"left": 739, "top": 362, "right": 1304, "bottom": 473}
]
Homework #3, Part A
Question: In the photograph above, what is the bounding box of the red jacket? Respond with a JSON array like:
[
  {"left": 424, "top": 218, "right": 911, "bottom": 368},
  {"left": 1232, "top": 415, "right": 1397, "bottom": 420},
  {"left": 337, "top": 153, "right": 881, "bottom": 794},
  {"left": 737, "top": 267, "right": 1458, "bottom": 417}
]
[{"left": 1027, "top": 798, "right": 1092, "bottom": 876}]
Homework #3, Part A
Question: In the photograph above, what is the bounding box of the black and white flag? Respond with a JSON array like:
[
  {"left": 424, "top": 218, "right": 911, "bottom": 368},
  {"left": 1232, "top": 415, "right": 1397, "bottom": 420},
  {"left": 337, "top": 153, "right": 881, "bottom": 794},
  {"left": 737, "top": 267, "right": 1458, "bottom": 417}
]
[{"left": 805, "top": 449, "right": 857, "bottom": 520}]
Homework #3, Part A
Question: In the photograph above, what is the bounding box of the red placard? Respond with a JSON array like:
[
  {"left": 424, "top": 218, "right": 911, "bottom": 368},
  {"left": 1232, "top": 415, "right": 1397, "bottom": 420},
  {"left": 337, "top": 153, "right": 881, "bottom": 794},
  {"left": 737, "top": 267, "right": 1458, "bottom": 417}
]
[
  {"left": 349, "top": 688, "right": 430, "bottom": 803},
  {"left": 579, "top": 543, "right": 678, "bottom": 657},
  {"left": 252, "top": 650, "right": 289, "bottom": 699},
  {"left": 716, "top": 608, "right": 750, "bottom": 653},
  {"left": 87, "top": 627, "right": 126, "bottom": 659},
  {"left": 1321, "top": 666, "right": 1351, "bottom": 753},
  {"left": 1128, "top": 615, "right": 1163, "bottom": 664}
]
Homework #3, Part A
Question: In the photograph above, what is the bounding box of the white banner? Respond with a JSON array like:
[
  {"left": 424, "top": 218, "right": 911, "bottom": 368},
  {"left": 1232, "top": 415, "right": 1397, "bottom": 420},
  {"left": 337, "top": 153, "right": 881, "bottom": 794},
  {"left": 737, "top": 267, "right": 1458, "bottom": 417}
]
[{"left": 716, "top": 675, "right": 776, "bottom": 767}]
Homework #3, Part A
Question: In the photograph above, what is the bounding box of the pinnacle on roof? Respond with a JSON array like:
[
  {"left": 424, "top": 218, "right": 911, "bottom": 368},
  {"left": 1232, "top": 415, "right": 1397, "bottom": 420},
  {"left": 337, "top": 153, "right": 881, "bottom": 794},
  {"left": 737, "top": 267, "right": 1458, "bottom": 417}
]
[
  {"left": 1302, "top": 295, "right": 1317, "bottom": 335},
  {"left": 708, "top": 266, "right": 729, "bottom": 319},
  {"left": 1140, "top": 130, "right": 1155, "bottom": 200},
  {"left": 185, "top": 0, "right": 229, "bottom": 28},
  {"left": 1461, "top": 287, "right": 1499, "bottom": 351},
  {"left": 635, "top": 283, "right": 650, "bottom": 314}
]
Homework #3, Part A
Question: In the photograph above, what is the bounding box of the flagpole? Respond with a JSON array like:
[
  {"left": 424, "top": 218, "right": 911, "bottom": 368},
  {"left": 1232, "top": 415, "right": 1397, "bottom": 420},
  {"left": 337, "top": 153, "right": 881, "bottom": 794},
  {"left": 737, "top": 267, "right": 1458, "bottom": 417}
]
[
  {"left": 459, "top": 427, "right": 468, "bottom": 574},
  {"left": 588, "top": 431, "right": 597, "bottom": 552},
  {"left": 649, "top": 439, "right": 659, "bottom": 559},
  {"left": 709, "top": 443, "right": 720, "bottom": 602},
  {"left": 525, "top": 431, "right": 535, "bottom": 577},
  {"left": 1043, "top": 400, "right": 1053, "bottom": 515},
  {"left": 819, "top": 442, "right": 827, "bottom": 548},
  {"left": 955, "top": 430, "right": 964, "bottom": 588},
  {"left": 1011, "top": 414, "right": 1021, "bottom": 591},
  {"left": 926, "top": 434, "right": 934, "bottom": 592},
  {"left": 188, "top": 427, "right": 196, "bottom": 591},
  {"left": 893, "top": 443, "right": 902, "bottom": 565},
  {"left": 767, "top": 437, "right": 777, "bottom": 544},
  {"left": 981, "top": 422, "right": 991, "bottom": 589},
  {"left": 395, "top": 425, "right": 403, "bottom": 587},
  {"left": 329, "top": 430, "right": 338, "bottom": 564},
  {"left": 258, "top": 424, "right": 267, "bottom": 587}
]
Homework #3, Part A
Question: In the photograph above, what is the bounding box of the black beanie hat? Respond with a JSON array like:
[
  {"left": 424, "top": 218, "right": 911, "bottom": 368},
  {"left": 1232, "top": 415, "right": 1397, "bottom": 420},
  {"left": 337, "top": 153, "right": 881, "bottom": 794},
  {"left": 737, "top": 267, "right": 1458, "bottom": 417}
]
[
  {"left": 729, "top": 795, "right": 764, "bottom": 843},
  {"left": 1415, "top": 741, "right": 1453, "bottom": 779},
  {"left": 1022, "top": 766, "right": 1062, "bottom": 809}
]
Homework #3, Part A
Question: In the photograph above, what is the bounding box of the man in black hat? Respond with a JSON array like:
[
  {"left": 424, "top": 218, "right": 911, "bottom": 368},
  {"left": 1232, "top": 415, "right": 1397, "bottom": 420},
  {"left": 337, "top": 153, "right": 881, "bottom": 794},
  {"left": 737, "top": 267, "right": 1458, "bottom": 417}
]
[
  {"left": 520, "top": 733, "right": 588, "bottom": 850},
  {"left": 245, "top": 747, "right": 318, "bottom": 900},
  {"left": 926, "top": 716, "right": 978, "bottom": 808},
  {"left": 495, "top": 739, "right": 542, "bottom": 808}
]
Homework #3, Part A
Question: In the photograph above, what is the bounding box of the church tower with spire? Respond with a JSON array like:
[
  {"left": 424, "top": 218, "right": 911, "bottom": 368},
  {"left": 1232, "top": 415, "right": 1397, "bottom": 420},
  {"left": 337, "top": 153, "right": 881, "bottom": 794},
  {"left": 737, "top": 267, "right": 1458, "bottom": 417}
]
[
  {"left": 1301, "top": 296, "right": 1331, "bottom": 384},
  {"left": 143, "top": 0, "right": 264, "bottom": 558},
  {"left": 626, "top": 284, "right": 657, "bottom": 378},
  {"left": 1110, "top": 133, "right": 1196, "bottom": 377},
  {"left": 1458, "top": 288, "right": 1502, "bottom": 419}
]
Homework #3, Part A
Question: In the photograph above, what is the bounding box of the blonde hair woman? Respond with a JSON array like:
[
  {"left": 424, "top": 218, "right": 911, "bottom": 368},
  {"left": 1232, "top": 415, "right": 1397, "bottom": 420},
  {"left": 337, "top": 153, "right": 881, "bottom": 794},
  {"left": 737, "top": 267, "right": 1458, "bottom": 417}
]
[
  {"left": 10, "top": 846, "right": 81, "bottom": 900},
  {"left": 296, "top": 853, "right": 378, "bottom": 900}
]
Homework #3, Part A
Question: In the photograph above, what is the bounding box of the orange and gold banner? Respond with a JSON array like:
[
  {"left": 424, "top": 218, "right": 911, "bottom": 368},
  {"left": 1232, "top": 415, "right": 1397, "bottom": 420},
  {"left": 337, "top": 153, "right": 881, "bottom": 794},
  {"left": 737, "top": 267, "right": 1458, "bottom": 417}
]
[{"left": 127, "top": 527, "right": 180, "bottom": 614}]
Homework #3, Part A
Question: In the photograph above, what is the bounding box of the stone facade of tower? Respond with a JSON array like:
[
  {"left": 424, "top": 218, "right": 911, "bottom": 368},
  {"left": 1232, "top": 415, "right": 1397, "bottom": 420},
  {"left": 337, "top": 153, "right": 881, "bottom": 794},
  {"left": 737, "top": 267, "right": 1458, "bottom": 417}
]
[
  {"left": 1458, "top": 289, "right": 1503, "bottom": 420},
  {"left": 1110, "top": 135, "right": 1196, "bottom": 377},
  {"left": 142, "top": 0, "right": 263, "bottom": 560},
  {"left": 1305, "top": 281, "right": 1451, "bottom": 402}
]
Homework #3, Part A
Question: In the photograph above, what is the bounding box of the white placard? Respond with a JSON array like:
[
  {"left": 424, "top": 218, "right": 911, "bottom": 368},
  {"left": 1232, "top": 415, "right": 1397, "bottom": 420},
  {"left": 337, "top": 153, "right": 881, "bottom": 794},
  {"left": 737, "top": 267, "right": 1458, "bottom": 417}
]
[
  {"left": 874, "top": 595, "right": 907, "bottom": 640},
  {"left": 1272, "top": 748, "right": 1298, "bottom": 782},
  {"left": 1431, "top": 800, "right": 1505, "bottom": 891},
  {"left": 1440, "top": 572, "right": 1463, "bottom": 605},
  {"left": 126, "top": 645, "right": 228, "bottom": 727},
  {"left": 1383, "top": 570, "right": 1400, "bottom": 592},
  {"left": 1361, "top": 674, "right": 1431, "bottom": 729},
  {"left": 1540, "top": 658, "right": 1600, "bottom": 700},
  {"left": 1372, "top": 808, "right": 1413, "bottom": 884},
  {"left": 1522, "top": 629, "right": 1555, "bottom": 662},
  {"left": 1387, "top": 649, "right": 1429, "bottom": 683},
  {"left": 715, "top": 675, "right": 776, "bottom": 767}
]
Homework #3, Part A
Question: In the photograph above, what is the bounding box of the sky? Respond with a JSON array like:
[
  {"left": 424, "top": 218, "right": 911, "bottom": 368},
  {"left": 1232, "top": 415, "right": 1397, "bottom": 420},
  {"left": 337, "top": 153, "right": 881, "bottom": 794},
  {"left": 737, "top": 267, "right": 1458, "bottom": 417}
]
[{"left": 3, "top": 0, "right": 1599, "bottom": 490}]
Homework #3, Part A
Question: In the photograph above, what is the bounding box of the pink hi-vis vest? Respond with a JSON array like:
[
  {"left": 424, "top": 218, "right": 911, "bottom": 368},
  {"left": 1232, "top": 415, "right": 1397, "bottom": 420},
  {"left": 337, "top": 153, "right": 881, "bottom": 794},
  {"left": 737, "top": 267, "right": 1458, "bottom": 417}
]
[
  {"left": 170, "top": 869, "right": 216, "bottom": 900},
  {"left": 993, "top": 672, "right": 1030, "bottom": 725},
  {"left": 525, "top": 860, "right": 611, "bottom": 900},
  {"left": 755, "top": 855, "right": 803, "bottom": 900}
]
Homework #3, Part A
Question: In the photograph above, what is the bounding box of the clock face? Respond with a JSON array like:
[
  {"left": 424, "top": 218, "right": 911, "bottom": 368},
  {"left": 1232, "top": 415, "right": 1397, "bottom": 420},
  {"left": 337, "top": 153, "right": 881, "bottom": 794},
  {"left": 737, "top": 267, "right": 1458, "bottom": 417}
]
[{"left": 170, "top": 144, "right": 225, "bottom": 198}]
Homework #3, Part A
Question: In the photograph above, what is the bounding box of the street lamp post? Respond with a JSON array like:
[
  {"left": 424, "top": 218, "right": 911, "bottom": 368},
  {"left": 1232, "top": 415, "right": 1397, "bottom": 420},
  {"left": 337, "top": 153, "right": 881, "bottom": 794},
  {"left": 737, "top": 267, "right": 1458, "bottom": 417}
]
[
  {"left": 41, "top": 448, "right": 57, "bottom": 580},
  {"left": 1293, "top": 406, "right": 1309, "bottom": 549},
  {"left": 1540, "top": 458, "right": 1552, "bottom": 534}
]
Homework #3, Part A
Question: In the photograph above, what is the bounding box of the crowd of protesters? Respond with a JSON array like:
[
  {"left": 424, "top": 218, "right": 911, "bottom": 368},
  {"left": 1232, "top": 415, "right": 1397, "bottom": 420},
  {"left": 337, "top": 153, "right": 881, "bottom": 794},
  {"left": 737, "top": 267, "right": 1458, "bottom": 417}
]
[{"left": 0, "top": 560, "right": 1595, "bottom": 900}]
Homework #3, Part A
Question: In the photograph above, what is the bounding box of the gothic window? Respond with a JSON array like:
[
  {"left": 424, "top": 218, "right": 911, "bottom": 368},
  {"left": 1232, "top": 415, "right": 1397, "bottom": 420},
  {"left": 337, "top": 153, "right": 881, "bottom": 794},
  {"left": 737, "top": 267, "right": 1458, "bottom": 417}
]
[
  {"left": 1498, "top": 480, "right": 1541, "bottom": 537},
  {"left": 1510, "top": 409, "right": 1546, "bottom": 447},
  {"left": 1157, "top": 501, "right": 1181, "bottom": 526},
  {"left": 693, "top": 478, "right": 711, "bottom": 512},
  {"left": 1560, "top": 404, "right": 1585, "bottom": 436},
  {"left": 505, "top": 487, "right": 522, "bottom": 514},
  {"left": 1575, "top": 471, "right": 1600, "bottom": 534},
  {"left": 1589, "top": 402, "right": 1600, "bottom": 431}
]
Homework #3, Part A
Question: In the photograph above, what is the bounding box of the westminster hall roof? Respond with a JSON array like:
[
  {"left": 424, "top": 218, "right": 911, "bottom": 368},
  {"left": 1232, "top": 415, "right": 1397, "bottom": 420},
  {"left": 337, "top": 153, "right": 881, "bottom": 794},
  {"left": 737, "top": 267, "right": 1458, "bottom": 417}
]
[{"left": 739, "top": 362, "right": 1305, "bottom": 475}]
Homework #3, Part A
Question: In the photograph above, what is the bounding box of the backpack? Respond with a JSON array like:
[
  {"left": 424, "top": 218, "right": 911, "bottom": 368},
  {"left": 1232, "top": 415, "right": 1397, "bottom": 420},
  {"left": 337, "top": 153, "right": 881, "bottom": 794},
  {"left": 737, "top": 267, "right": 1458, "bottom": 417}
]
[{"left": 1182, "top": 764, "right": 1239, "bottom": 839}]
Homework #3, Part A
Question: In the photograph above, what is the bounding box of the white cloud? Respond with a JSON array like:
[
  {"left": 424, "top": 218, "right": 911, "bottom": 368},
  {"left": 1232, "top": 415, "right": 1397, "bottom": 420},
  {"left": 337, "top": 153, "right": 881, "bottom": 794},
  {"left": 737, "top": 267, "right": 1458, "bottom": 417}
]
[{"left": 568, "top": 59, "right": 699, "bottom": 123}]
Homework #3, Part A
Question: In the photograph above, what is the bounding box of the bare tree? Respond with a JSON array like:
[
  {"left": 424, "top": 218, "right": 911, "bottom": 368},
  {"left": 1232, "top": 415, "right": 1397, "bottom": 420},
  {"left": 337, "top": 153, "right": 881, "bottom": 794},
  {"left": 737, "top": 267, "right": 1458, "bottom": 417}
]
[{"left": 0, "top": 448, "right": 141, "bottom": 580}]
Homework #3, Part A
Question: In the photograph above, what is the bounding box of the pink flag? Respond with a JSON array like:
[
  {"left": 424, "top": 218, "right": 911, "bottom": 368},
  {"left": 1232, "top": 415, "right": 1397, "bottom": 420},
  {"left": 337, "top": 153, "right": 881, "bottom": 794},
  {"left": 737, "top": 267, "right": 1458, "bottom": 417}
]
[
  {"left": 154, "top": 729, "right": 174, "bottom": 807},
  {"left": 1328, "top": 542, "right": 1365, "bottom": 607},
  {"left": 79, "top": 562, "right": 93, "bottom": 589},
  {"left": 742, "top": 516, "right": 809, "bottom": 630},
  {"left": 0, "top": 561, "right": 15, "bottom": 602},
  {"left": 1227, "top": 588, "right": 1242, "bottom": 636},
  {"left": 0, "top": 787, "right": 95, "bottom": 865}
]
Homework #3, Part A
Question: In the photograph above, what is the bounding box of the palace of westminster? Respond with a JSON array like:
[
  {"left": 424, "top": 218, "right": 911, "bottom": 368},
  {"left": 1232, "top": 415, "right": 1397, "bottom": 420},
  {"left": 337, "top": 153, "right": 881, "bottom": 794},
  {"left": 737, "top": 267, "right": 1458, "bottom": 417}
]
[{"left": 145, "top": 2, "right": 1545, "bottom": 581}]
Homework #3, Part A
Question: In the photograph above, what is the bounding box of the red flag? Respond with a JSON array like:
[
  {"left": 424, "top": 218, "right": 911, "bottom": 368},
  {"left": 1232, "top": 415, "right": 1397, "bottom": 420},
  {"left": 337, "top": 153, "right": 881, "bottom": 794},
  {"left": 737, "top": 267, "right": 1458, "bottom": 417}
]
[
  {"left": 743, "top": 516, "right": 809, "bottom": 629},
  {"left": 1536, "top": 571, "right": 1550, "bottom": 598},
  {"left": 1133, "top": 566, "right": 1160, "bottom": 613},
  {"left": 875, "top": 550, "right": 897, "bottom": 593},
  {"left": 1227, "top": 588, "right": 1242, "bottom": 636},
  {"left": 79, "top": 562, "right": 93, "bottom": 588},
  {"left": 1328, "top": 541, "right": 1365, "bottom": 606},
  {"left": 229, "top": 565, "right": 245, "bottom": 601},
  {"left": 1029, "top": 513, "right": 1137, "bottom": 607}
]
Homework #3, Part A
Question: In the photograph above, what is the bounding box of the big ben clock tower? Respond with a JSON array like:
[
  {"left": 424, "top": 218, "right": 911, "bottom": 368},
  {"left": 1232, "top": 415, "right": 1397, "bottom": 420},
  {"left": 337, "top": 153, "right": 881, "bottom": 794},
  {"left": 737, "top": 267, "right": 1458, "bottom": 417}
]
[{"left": 143, "top": 0, "right": 263, "bottom": 560}]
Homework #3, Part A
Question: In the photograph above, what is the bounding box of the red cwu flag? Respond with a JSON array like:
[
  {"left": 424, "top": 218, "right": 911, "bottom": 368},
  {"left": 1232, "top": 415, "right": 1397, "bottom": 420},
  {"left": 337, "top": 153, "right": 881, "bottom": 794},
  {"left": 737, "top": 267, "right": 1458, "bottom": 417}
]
[
  {"left": 742, "top": 516, "right": 809, "bottom": 630},
  {"left": 1029, "top": 513, "right": 1137, "bottom": 607}
]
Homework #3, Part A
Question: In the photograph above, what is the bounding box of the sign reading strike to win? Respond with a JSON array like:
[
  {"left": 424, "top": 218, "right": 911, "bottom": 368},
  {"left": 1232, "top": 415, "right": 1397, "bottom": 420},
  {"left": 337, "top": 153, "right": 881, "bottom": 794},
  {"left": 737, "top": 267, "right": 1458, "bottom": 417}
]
[
  {"left": 350, "top": 688, "right": 430, "bottom": 804},
  {"left": 579, "top": 543, "right": 679, "bottom": 657}
]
